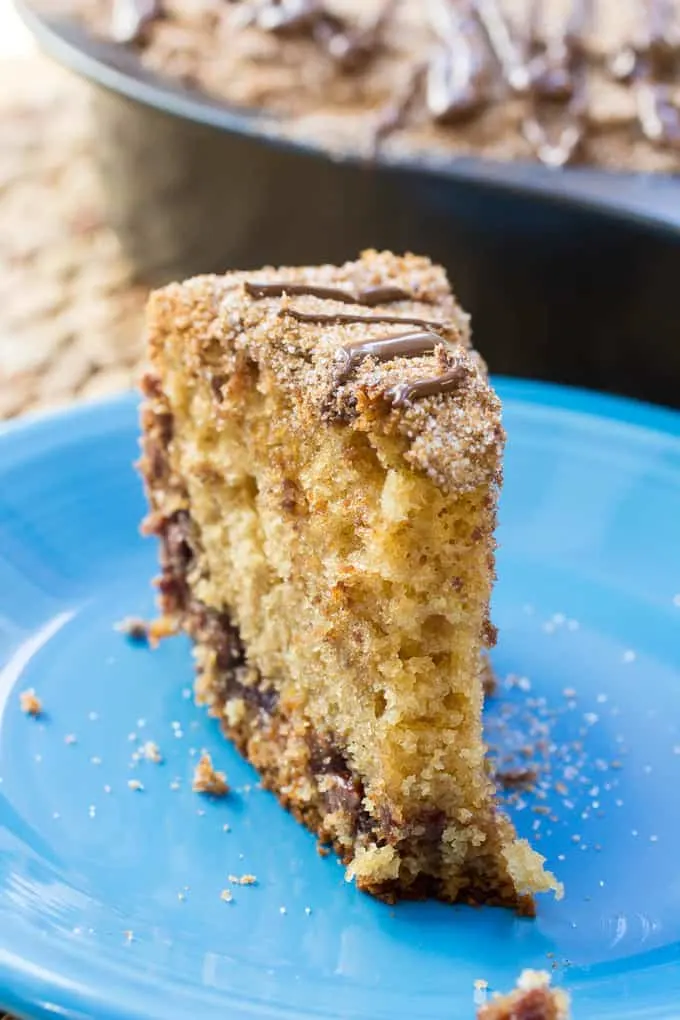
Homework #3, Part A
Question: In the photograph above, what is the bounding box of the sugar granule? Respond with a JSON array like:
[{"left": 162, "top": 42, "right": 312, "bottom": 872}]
[{"left": 142, "top": 740, "right": 163, "bottom": 764}]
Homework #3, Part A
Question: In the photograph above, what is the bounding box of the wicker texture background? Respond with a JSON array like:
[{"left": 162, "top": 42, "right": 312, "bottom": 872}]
[{"left": 0, "top": 53, "right": 148, "bottom": 422}]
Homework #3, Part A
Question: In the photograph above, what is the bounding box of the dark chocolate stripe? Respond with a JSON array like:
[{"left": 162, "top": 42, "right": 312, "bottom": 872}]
[
  {"left": 335, "top": 329, "right": 449, "bottom": 382},
  {"left": 360, "top": 285, "right": 419, "bottom": 306},
  {"left": 280, "top": 308, "right": 445, "bottom": 330},
  {"left": 426, "top": 1, "right": 493, "bottom": 123},
  {"left": 621, "top": 0, "right": 680, "bottom": 148},
  {"left": 111, "top": 0, "right": 163, "bottom": 44},
  {"left": 248, "top": 0, "right": 393, "bottom": 73},
  {"left": 387, "top": 365, "right": 467, "bottom": 406},
  {"left": 245, "top": 280, "right": 417, "bottom": 306}
]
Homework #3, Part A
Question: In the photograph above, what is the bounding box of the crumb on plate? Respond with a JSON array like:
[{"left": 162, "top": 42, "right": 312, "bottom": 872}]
[
  {"left": 20, "top": 689, "right": 42, "bottom": 717},
  {"left": 142, "top": 740, "right": 163, "bottom": 763},
  {"left": 114, "top": 616, "right": 150, "bottom": 642},
  {"left": 192, "top": 753, "right": 229, "bottom": 796}
]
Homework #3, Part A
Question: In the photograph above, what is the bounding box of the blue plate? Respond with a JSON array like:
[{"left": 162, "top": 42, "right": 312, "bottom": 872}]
[{"left": 1, "top": 381, "right": 679, "bottom": 1020}]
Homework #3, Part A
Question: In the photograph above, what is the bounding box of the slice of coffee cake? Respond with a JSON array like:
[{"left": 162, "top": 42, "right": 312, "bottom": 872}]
[{"left": 139, "top": 250, "right": 561, "bottom": 909}]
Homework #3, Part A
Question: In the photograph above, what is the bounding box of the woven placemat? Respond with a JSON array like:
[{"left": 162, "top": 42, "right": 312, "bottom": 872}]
[{"left": 0, "top": 52, "right": 148, "bottom": 421}]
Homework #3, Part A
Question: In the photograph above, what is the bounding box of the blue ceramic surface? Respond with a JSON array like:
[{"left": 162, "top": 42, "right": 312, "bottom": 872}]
[{"left": 0, "top": 381, "right": 679, "bottom": 1020}]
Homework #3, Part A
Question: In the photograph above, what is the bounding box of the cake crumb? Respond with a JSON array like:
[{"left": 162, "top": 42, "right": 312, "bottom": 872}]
[
  {"left": 20, "top": 689, "right": 42, "bottom": 717},
  {"left": 114, "top": 616, "right": 149, "bottom": 642},
  {"left": 147, "top": 615, "right": 178, "bottom": 648},
  {"left": 192, "top": 753, "right": 229, "bottom": 796},
  {"left": 220, "top": 889, "right": 234, "bottom": 902},
  {"left": 477, "top": 970, "right": 570, "bottom": 1019},
  {"left": 473, "top": 978, "right": 489, "bottom": 1006},
  {"left": 497, "top": 766, "right": 537, "bottom": 790},
  {"left": 123, "top": 930, "right": 134, "bottom": 943},
  {"left": 228, "top": 874, "right": 257, "bottom": 886},
  {"left": 127, "top": 779, "right": 144, "bottom": 792},
  {"left": 65, "top": 734, "right": 77, "bottom": 745},
  {"left": 142, "top": 740, "right": 163, "bottom": 764}
]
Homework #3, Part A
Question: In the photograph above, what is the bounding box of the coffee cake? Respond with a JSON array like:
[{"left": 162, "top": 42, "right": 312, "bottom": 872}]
[
  {"left": 138, "top": 249, "right": 562, "bottom": 907},
  {"left": 51, "top": 0, "right": 680, "bottom": 172}
]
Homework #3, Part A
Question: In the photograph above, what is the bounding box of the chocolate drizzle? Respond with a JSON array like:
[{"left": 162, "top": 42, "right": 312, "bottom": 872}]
[
  {"left": 245, "top": 280, "right": 416, "bottom": 306},
  {"left": 244, "top": 0, "right": 393, "bottom": 72},
  {"left": 425, "top": 0, "right": 494, "bottom": 123},
  {"left": 611, "top": 0, "right": 680, "bottom": 149},
  {"left": 373, "top": 62, "right": 427, "bottom": 145},
  {"left": 474, "top": 0, "right": 530, "bottom": 94},
  {"left": 334, "top": 327, "right": 466, "bottom": 406},
  {"left": 279, "top": 308, "right": 445, "bottom": 331},
  {"left": 111, "top": 0, "right": 163, "bottom": 44},
  {"left": 334, "top": 328, "right": 449, "bottom": 382},
  {"left": 522, "top": 0, "right": 592, "bottom": 166},
  {"left": 420, "top": 0, "right": 592, "bottom": 163},
  {"left": 248, "top": 282, "right": 460, "bottom": 406},
  {"left": 387, "top": 366, "right": 467, "bottom": 407}
]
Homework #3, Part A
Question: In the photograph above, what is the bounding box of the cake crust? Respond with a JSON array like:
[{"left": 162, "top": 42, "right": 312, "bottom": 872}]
[{"left": 145, "top": 250, "right": 502, "bottom": 494}]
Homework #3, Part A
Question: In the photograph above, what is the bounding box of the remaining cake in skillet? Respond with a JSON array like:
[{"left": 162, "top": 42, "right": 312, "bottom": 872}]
[
  {"left": 50, "top": 0, "right": 680, "bottom": 172},
  {"left": 138, "top": 249, "right": 562, "bottom": 908}
]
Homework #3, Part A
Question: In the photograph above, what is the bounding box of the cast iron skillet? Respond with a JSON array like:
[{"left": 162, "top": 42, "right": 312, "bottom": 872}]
[{"left": 17, "top": 0, "right": 680, "bottom": 406}]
